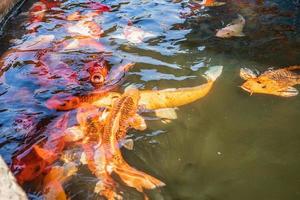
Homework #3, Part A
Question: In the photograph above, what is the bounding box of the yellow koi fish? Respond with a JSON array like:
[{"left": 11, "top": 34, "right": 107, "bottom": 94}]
[
  {"left": 93, "top": 65, "right": 223, "bottom": 110},
  {"left": 240, "top": 65, "right": 300, "bottom": 97}
]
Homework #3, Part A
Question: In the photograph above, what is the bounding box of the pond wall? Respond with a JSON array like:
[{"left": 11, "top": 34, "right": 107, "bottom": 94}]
[
  {"left": 0, "top": 156, "right": 27, "bottom": 200},
  {"left": 0, "top": 0, "right": 24, "bottom": 28}
]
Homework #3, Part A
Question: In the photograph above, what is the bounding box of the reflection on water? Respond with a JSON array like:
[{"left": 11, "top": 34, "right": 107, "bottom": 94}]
[{"left": 0, "top": 0, "right": 300, "bottom": 199}]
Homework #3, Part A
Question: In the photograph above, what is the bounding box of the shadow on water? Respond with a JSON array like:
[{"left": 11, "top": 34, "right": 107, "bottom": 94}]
[{"left": 0, "top": 0, "right": 300, "bottom": 199}]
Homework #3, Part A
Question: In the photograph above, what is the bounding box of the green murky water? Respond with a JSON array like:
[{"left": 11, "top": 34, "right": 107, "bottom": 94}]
[{"left": 0, "top": 0, "right": 300, "bottom": 199}]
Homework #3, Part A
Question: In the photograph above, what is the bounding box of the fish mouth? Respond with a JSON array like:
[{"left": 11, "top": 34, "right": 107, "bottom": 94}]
[{"left": 90, "top": 74, "right": 105, "bottom": 87}]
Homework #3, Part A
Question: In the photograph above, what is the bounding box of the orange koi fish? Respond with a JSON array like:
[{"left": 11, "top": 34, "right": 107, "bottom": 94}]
[
  {"left": 86, "top": 59, "right": 108, "bottom": 88},
  {"left": 33, "top": 112, "right": 70, "bottom": 164},
  {"left": 240, "top": 65, "right": 300, "bottom": 97},
  {"left": 11, "top": 113, "right": 70, "bottom": 184},
  {"left": 45, "top": 63, "right": 135, "bottom": 111},
  {"left": 192, "top": 0, "right": 226, "bottom": 7},
  {"left": 43, "top": 162, "right": 78, "bottom": 200},
  {"left": 61, "top": 103, "right": 121, "bottom": 200},
  {"left": 93, "top": 88, "right": 164, "bottom": 199}
]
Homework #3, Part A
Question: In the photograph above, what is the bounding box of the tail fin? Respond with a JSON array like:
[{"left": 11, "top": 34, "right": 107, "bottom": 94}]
[
  {"left": 113, "top": 163, "right": 165, "bottom": 192},
  {"left": 204, "top": 65, "right": 223, "bottom": 81}
]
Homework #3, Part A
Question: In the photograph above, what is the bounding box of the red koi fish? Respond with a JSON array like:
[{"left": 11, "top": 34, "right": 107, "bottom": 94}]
[
  {"left": 29, "top": 2, "right": 47, "bottom": 23},
  {"left": 88, "top": 2, "right": 111, "bottom": 14},
  {"left": 11, "top": 113, "right": 70, "bottom": 184},
  {"left": 40, "top": 0, "right": 61, "bottom": 9},
  {"left": 86, "top": 58, "right": 108, "bottom": 88},
  {"left": 45, "top": 63, "right": 134, "bottom": 111},
  {"left": 28, "top": 0, "right": 61, "bottom": 23}
]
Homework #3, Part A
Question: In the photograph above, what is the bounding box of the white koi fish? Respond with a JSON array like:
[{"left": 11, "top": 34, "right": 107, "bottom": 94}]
[{"left": 216, "top": 14, "right": 246, "bottom": 38}]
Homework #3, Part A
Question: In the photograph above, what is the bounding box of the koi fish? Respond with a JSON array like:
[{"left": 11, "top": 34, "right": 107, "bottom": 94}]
[
  {"left": 192, "top": 0, "right": 226, "bottom": 7},
  {"left": 62, "top": 38, "right": 105, "bottom": 52},
  {"left": 33, "top": 112, "right": 70, "bottom": 164},
  {"left": 112, "top": 25, "right": 156, "bottom": 44},
  {"left": 88, "top": 2, "right": 111, "bottom": 14},
  {"left": 93, "top": 66, "right": 223, "bottom": 110},
  {"left": 11, "top": 113, "right": 70, "bottom": 184},
  {"left": 66, "top": 3, "right": 110, "bottom": 21},
  {"left": 28, "top": 2, "right": 47, "bottom": 23},
  {"left": 86, "top": 58, "right": 108, "bottom": 88},
  {"left": 47, "top": 65, "right": 222, "bottom": 111},
  {"left": 43, "top": 162, "right": 78, "bottom": 200},
  {"left": 240, "top": 65, "right": 300, "bottom": 97},
  {"left": 67, "top": 20, "right": 103, "bottom": 39},
  {"left": 40, "top": 0, "right": 60, "bottom": 9},
  {"left": 67, "top": 103, "right": 121, "bottom": 200},
  {"left": 216, "top": 14, "right": 246, "bottom": 38},
  {"left": 45, "top": 63, "right": 135, "bottom": 111},
  {"left": 27, "top": 0, "right": 60, "bottom": 32},
  {"left": 94, "top": 88, "right": 164, "bottom": 199}
]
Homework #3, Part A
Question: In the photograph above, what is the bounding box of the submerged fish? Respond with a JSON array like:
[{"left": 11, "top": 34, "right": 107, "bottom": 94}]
[
  {"left": 86, "top": 58, "right": 109, "bottom": 88},
  {"left": 67, "top": 20, "right": 103, "bottom": 39},
  {"left": 112, "top": 25, "right": 156, "bottom": 44},
  {"left": 216, "top": 14, "right": 246, "bottom": 38},
  {"left": 47, "top": 65, "right": 222, "bottom": 111},
  {"left": 11, "top": 113, "right": 70, "bottom": 184},
  {"left": 43, "top": 162, "right": 78, "bottom": 200},
  {"left": 93, "top": 65, "right": 223, "bottom": 110},
  {"left": 93, "top": 88, "right": 164, "bottom": 199},
  {"left": 45, "top": 63, "right": 135, "bottom": 111},
  {"left": 240, "top": 66, "right": 300, "bottom": 97},
  {"left": 192, "top": 0, "right": 226, "bottom": 7}
]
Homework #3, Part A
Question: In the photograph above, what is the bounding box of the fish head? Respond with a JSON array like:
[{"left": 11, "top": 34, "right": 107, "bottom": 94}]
[
  {"left": 240, "top": 77, "right": 298, "bottom": 97},
  {"left": 216, "top": 28, "right": 236, "bottom": 38},
  {"left": 87, "top": 59, "right": 108, "bottom": 88}
]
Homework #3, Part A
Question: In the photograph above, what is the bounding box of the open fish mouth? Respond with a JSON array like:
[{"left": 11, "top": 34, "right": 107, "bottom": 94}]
[{"left": 90, "top": 74, "right": 105, "bottom": 86}]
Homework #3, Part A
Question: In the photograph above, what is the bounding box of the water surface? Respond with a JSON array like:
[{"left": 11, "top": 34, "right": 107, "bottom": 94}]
[{"left": 0, "top": 0, "right": 300, "bottom": 199}]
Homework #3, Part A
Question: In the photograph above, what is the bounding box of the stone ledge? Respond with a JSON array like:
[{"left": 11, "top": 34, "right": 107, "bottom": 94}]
[{"left": 0, "top": 156, "right": 28, "bottom": 200}]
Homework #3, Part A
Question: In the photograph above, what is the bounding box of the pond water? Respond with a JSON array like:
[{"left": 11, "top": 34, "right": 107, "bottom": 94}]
[{"left": 0, "top": 0, "right": 300, "bottom": 199}]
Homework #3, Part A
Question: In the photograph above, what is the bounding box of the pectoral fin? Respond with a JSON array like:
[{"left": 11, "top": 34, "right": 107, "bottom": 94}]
[
  {"left": 122, "top": 139, "right": 134, "bottom": 150},
  {"left": 63, "top": 126, "right": 84, "bottom": 142},
  {"left": 278, "top": 87, "right": 299, "bottom": 97},
  {"left": 235, "top": 32, "right": 246, "bottom": 37},
  {"left": 130, "top": 114, "right": 147, "bottom": 131},
  {"left": 155, "top": 108, "right": 178, "bottom": 120}
]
